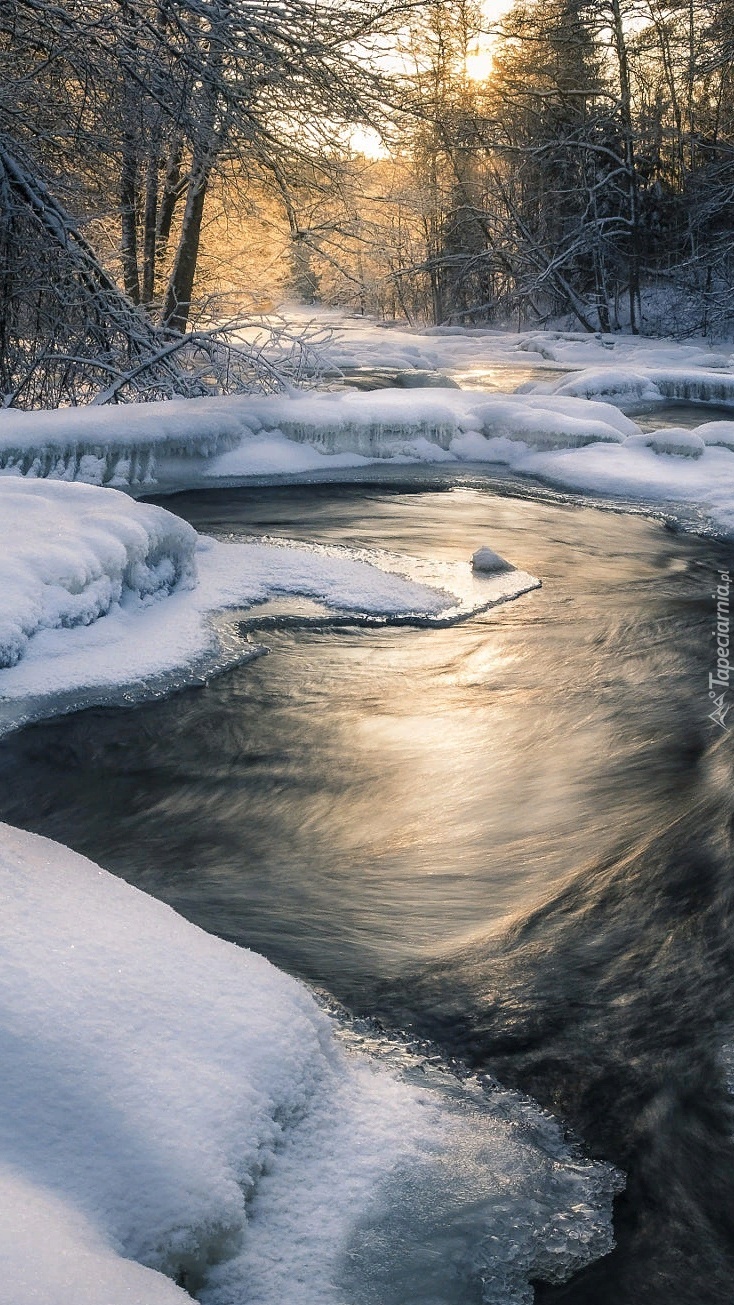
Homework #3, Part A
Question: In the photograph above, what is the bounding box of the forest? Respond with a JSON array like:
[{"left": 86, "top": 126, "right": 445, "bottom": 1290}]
[{"left": 1, "top": 0, "right": 733, "bottom": 406}]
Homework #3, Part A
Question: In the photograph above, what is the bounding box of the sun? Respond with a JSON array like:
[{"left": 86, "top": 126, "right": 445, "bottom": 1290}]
[
  {"left": 464, "top": 44, "right": 495, "bottom": 82},
  {"left": 349, "top": 126, "right": 390, "bottom": 160}
]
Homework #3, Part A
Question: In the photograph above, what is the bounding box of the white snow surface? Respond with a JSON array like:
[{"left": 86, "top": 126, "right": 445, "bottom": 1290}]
[
  {"left": 0, "top": 480, "right": 198, "bottom": 670},
  {"left": 0, "top": 480, "right": 538, "bottom": 735},
  {"left": 0, "top": 822, "right": 621, "bottom": 1305}
]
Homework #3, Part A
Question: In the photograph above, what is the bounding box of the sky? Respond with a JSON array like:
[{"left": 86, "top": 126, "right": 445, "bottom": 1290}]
[{"left": 351, "top": 0, "right": 515, "bottom": 159}]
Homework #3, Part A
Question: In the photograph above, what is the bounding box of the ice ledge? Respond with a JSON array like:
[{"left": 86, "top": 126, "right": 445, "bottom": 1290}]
[{"left": 0, "top": 481, "right": 540, "bottom": 737}]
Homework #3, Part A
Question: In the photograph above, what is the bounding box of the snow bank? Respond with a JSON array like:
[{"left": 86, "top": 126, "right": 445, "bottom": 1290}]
[
  {"left": 0, "top": 480, "right": 539, "bottom": 735},
  {"left": 539, "top": 366, "right": 734, "bottom": 410},
  {"left": 495, "top": 439, "right": 734, "bottom": 534},
  {"left": 0, "top": 822, "right": 621, "bottom": 1304},
  {"left": 511, "top": 330, "right": 731, "bottom": 371},
  {"left": 3, "top": 317, "right": 734, "bottom": 534},
  {"left": 0, "top": 397, "right": 248, "bottom": 486},
  {"left": 0, "top": 481, "right": 197, "bottom": 669},
  {"left": 0, "top": 388, "right": 636, "bottom": 492}
]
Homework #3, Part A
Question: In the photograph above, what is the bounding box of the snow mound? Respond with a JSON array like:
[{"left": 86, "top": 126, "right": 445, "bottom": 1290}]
[
  {"left": 696, "top": 421, "right": 734, "bottom": 451},
  {"left": 472, "top": 546, "right": 514, "bottom": 573},
  {"left": 541, "top": 366, "right": 734, "bottom": 410},
  {"left": 0, "top": 480, "right": 197, "bottom": 669},
  {"left": 0, "top": 822, "right": 622, "bottom": 1305},
  {"left": 471, "top": 396, "right": 631, "bottom": 448},
  {"left": 539, "top": 367, "right": 661, "bottom": 404},
  {"left": 625, "top": 428, "right": 706, "bottom": 458}
]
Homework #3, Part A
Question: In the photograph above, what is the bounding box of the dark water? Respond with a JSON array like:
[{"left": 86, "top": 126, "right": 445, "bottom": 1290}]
[
  {"left": 635, "top": 401, "right": 734, "bottom": 431},
  {"left": 2, "top": 481, "right": 734, "bottom": 1303}
]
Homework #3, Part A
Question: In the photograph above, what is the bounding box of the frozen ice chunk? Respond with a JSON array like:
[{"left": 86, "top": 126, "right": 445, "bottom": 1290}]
[{"left": 472, "top": 546, "right": 515, "bottom": 573}]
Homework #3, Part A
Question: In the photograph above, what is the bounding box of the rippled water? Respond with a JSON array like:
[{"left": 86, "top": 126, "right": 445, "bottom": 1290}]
[{"left": 2, "top": 480, "right": 733, "bottom": 1303}]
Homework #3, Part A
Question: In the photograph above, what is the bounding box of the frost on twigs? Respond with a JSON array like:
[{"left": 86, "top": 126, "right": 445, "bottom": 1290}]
[
  {"left": 472, "top": 546, "right": 515, "bottom": 574},
  {"left": 0, "top": 140, "right": 328, "bottom": 409}
]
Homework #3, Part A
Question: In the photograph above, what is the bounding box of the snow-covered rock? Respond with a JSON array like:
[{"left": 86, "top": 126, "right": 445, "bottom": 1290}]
[
  {"left": 472, "top": 546, "right": 514, "bottom": 573},
  {"left": 541, "top": 366, "right": 734, "bottom": 410},
  {"left": 625, "top": 428, "right": 706, "bottom": 458}
]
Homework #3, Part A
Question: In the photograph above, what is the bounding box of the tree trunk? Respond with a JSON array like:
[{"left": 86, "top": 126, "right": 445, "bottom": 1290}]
[
  {"left": 141, "top": 145, "right": 159, "bottom": 306},
  {"left": 120, "top": 129, "right": 140, "bottom": 304},
  {"left": 608, "top": 0, "right": 641, "bottom": 332},
  {"left": 161, "top": 161, "right": 210, "bottom": 332},
  {"left": 156, "top": 136, "right": 184, "bottom": 263}
]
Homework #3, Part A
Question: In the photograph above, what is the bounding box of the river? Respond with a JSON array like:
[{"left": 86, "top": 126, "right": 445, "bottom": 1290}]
[{"left": 2, "top": 470, "right": 733, "bottom": 1302}]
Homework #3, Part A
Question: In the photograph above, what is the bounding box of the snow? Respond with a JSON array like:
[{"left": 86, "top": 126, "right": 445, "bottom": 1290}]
[
  {"left": 472, "top": 546, "right": 514, "bottom": 573},
  {"left": 0, "top": 481, "right": 198, "bottom": 669},
  {"left": 4, "top": 373, "right": 734, "bottom": 531},
  {"left": 0, "top": 822, "right": 622, "bottom": 1305},
  {"left": 537, "top": 365, "right": 734, "bottom": 409},
  {"left": 2, "top": 315, "right": 734, "bottom": 562},
  {"left": 625, "top": 428, "right": 706, "bottom": 458},
  {"left": 0, "top": 387, "right": 637, "bottom": 492},
  {"left": 503, "top": 440, "right": 734, "bottom": 534},
  {"left": 280, "top": 306, "right": 732, "bottom": 375},
  {"left": 0, "top": 480, "right": 539, "bottom": 736}
]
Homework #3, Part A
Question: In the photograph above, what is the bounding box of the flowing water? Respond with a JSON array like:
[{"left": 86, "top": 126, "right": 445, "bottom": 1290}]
[{"left": 2, "top": 477, "right": 733, "bottom": 1302}]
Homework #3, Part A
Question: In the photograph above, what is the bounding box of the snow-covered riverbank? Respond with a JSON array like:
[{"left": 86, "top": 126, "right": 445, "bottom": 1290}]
[
  {"left": 1, "top": 319, "right": 730, "bottom": 1305},
  {"left": 0, "top": 822, "right": 621, "bottom": 1305},
  {"left": 2, "top": 321, "right": 734, "bottom": 531}
]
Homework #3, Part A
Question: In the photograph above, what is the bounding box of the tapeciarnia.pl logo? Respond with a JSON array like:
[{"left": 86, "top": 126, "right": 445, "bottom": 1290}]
[{"left": 709, "top": 570, "right": 731, "bottom": 730}]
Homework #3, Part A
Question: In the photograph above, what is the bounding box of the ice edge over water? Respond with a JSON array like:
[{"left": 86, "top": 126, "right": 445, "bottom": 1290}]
[
  {"left": 3, "top": 360, "right": 734, "bottom": 532},
  {"left": 0, "top": 480, "right": 539, "bottom": 738}
]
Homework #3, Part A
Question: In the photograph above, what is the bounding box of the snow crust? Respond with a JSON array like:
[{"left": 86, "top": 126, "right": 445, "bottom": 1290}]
[
  {"left": 0, "top": 822, "right": 622, "bottom": 1305},
  {"left": 0, "top": 480, "right": 539, "bottom": 735}
]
